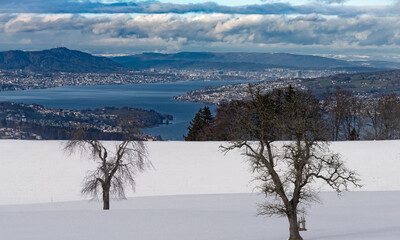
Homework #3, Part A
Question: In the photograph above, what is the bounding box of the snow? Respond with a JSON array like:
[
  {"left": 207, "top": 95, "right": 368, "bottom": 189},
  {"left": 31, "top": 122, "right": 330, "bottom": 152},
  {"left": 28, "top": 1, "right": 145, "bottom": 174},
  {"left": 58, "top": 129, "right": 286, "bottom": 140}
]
[
  {"left": 0, "top": 140, "right": 400, "bottom": 239},
  {"left": 0, "top": 193, "right": 399, "bottom": 240},
  {"left": 0, "top": 140, "right": 256, "bottom": 204},
  {"left": 1, "top": 140, "right": 399, "bottom": 205}
]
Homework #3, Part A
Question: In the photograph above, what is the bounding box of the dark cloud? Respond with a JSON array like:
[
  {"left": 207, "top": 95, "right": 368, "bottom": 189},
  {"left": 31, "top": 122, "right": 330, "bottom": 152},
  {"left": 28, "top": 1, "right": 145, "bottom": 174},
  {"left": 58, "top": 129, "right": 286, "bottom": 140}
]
[{"left": 0, "top": 0, "right": 394, "bottom": 17}]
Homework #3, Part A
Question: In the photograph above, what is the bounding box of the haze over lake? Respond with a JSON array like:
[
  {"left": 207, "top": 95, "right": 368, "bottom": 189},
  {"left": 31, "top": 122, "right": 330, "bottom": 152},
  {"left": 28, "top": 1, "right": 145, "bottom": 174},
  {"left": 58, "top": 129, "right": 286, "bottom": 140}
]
[{"left": 0, "top": 80, "right": 253, "bottom": 140}]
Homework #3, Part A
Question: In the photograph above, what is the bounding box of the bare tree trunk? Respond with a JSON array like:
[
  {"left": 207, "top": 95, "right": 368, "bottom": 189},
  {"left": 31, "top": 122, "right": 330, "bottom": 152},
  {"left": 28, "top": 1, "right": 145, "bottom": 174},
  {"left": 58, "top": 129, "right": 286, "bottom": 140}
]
[
  {"left": 288, "top": 214, "right": 303, "bottom": 240},
  {"left": 334, "top": 123, "right": 340, "bottom": 141},
  {"left": 103, "top": 185, "right": 110, "bottom": 210}
]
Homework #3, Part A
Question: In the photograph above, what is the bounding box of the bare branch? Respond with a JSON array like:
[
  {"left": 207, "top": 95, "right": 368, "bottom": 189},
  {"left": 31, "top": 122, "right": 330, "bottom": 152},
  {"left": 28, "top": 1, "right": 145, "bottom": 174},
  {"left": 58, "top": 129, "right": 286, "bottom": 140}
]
[
  {"left": 220, "top": 86, "right": 361, "bottom": 240},
  {"left": 65, "top": 124, "right": 151, "bottom": 210}
]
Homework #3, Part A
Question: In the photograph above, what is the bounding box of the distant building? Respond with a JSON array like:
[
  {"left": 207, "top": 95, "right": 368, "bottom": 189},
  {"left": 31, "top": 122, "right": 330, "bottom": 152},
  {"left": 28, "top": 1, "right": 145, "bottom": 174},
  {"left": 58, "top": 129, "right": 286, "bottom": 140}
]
[{"left": 297, "top": 71, "right": 302, "bottom": 78}]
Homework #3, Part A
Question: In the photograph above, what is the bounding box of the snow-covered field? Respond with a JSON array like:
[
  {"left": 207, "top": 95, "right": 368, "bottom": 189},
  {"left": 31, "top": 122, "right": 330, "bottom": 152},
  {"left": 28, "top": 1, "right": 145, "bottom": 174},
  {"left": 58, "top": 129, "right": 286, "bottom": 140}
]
[{"left": 1, "top": 140, "right": 399, "bottom": 239}]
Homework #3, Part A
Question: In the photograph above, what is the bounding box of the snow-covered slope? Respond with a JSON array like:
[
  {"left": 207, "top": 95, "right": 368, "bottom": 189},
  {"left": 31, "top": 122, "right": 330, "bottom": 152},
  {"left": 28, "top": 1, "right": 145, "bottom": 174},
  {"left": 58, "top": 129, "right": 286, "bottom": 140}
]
[
  {"left": 1, "top": 140, "right": 399, "bottom": 205},
  {"left": 0, "top": 193, "right": 399, "bottom": 240},
  {"left": 0, "top": 140, "right": 400, "bottom": 240}
]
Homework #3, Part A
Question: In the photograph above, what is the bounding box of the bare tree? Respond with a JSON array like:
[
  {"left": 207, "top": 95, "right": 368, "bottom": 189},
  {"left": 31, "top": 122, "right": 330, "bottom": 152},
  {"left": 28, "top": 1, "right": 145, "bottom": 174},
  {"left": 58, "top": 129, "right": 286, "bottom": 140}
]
[
  {"left": 376, "top": 94, "right": 400, "bottom": 139},
  {"left": 65, "top": 126, "right": 150, "bottom": 210},
  {"left": 222, "top": 87, "right": 361, "bottom": 240},
  {"left": 198, "top": 100, "right": 250, "bottom": 141},
  {"left": 364, "top": 94, "right": 400, "bottom": 140},
  {"left": 364, "top": 99, "right": 380, "bottom": 140},
  {"left": 323, "top": 87, "right": 363, "bottom": 140}
]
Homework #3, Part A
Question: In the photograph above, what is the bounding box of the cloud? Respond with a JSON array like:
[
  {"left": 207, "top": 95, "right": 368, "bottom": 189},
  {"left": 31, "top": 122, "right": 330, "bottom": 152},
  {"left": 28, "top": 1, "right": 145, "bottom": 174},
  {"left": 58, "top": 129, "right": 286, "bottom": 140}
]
[
  {"left": 18, "top": 38, "right": 32, "bottom": 44},
  {"left": 316, "top": 0, "right": 347, "bottom": 4},
  {"left": 1, "top": 13, "right": 400, "bottom": 49},
  {"left": 0, "top": 2, "right": 398, "bottom": 61},
  {"left": 2, "top": 14, "right": 103, "bottom": 33},
  {"left": 0, "top": 0, "right": 395, "bottom": 17},
  {"left": 0, "top": 12, "right": 399, "bottom": 62}
]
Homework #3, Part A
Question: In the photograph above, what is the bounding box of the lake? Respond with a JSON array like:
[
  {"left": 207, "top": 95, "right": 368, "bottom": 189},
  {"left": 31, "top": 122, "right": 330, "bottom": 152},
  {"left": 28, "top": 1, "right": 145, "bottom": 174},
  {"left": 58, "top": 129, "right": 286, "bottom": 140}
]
[{"left": 0, "top": 81, "right": 253, "bottom": 140}]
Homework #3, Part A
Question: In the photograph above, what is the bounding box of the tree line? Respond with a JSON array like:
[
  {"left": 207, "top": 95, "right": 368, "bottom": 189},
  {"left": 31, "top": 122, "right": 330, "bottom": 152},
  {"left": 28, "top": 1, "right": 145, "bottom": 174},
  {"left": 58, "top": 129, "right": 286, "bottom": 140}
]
[{"left": 185, "top": 87, "right": 400, "bottom": 141}]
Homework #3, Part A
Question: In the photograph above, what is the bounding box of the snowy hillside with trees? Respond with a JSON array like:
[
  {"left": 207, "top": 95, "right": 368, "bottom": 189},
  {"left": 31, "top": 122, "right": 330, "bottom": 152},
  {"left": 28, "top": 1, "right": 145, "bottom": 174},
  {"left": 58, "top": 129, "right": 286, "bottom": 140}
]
[{"left": 0, "top": 140, "right": 399, "bottom": 239}]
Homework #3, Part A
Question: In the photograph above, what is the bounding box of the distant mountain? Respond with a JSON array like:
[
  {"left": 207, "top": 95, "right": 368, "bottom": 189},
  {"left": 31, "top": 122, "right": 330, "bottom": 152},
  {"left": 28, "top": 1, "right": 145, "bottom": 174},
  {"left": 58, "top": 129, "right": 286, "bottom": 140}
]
[
  {"left": 3, "top": 49, "right": 398, "bottom": 73},
  {"left": 112, "top": 52, "right": 393, "bottom": 71},
  {"left": 0, "top": 47, "right": 125, "bottom": 73}
]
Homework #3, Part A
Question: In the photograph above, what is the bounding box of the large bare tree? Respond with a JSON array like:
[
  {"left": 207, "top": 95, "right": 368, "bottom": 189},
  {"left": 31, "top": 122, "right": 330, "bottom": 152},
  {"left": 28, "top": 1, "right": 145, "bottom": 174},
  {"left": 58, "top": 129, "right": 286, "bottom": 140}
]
[
  {"left": 222, "top": 87, "right": 361, "bottom": 240},
  {"left": 65, "top": 126, "right": 150, "bottom": 210}
]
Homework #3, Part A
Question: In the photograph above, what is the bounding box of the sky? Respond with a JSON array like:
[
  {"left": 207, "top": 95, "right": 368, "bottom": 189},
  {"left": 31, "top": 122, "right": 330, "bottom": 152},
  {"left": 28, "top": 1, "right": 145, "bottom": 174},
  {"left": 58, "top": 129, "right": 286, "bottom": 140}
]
[{"left": 0, "top": 0, "right": 399, "bottom": 61}]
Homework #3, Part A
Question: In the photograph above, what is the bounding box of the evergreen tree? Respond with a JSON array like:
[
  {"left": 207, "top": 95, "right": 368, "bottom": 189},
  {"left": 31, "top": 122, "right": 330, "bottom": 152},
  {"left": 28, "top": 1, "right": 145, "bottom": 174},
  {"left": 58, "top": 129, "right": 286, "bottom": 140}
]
[
  {"left": 184, "top": 106, "right": 213, "bottom": 141},
  {"left": 201, "top": 106, "right": 213, "bottom": 126}
]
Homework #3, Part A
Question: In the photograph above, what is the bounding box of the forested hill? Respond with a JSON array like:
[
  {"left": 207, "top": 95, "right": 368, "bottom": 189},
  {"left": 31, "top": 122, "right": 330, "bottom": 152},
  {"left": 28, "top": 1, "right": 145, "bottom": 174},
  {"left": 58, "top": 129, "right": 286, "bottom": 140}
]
[
  {"left": 302, "top": 69, "right": 400, "bottom": 96},
  {"left": 112, "top": 52, "right": 396, "bottom": 71},
  {"left": 0, "top": 47, "right": 126, "bottom": 73},
  {"left": 2, "top": 48, "right": 398, "bottom": 73}
]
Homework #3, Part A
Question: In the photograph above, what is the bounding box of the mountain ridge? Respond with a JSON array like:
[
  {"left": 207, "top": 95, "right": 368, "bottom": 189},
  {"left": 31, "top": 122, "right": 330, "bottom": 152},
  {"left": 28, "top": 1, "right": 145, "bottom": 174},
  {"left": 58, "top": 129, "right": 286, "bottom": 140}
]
[
  {"left": 113, "top": 51, "right": 399, "bottom": 71},
  {"left": 0, "top": 47, "right": 126, "bottom": 73},
  {"left": 1, "top": 48, "right": 399, "bottom": 73}
]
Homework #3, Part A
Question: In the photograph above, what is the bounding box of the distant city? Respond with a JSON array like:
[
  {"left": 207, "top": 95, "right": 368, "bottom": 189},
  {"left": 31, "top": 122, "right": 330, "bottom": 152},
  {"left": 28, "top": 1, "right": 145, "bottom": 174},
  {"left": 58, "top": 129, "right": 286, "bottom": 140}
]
[
  {"left": 0, "top": 68, "right": 349, "bottom": 92},
  {"left": 174, "top": 70, "right": 400, "bottom": 105}
]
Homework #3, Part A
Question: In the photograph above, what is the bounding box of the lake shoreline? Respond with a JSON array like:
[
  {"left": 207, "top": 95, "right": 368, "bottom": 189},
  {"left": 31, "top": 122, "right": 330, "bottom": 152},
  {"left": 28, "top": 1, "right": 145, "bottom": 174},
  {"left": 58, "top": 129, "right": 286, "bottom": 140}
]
[{"left": 0, "top": 80, "right": 256, "bottom": 140}]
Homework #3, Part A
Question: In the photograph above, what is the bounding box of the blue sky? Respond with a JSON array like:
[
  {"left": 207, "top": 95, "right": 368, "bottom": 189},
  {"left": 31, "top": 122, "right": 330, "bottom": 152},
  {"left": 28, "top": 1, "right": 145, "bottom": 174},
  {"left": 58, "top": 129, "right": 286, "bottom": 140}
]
[{"left": 0, "top": 0, "right": 399, "bottom": 61}]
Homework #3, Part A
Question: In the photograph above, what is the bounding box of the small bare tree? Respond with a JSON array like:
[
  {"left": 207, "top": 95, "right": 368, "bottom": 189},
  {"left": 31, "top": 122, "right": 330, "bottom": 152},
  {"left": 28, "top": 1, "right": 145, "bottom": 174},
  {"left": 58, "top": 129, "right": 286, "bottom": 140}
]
[
  {"left": 222, "top": 87, "right": 361, "bottom": 240},
  {"left": 65, "top": 126, "right": 150, "bottom": 210}
]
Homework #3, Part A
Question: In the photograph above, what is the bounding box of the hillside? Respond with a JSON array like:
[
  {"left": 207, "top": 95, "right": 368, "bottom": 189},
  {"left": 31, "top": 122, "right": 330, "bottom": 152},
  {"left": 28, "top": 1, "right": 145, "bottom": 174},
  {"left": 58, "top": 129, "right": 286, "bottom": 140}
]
[
  {"left": 0, "top": 140, "right": 398, "bottom": 204},
  {"left": 0, "top": 140, "right": 399, "bottom": 240},
  {"left": 113, "top": 52, "right": 390, "bottom": 71},
  {"left": 0, "top": 102, "right": 172, "bottom": 140},
  {"left": 175, "top": 68, "right": 400, "bottom": 105},
  {"left": 1, "top": 192, "right": 399, "bottom": 240},
  {"left": 303, "top": 69, "right": 400, "bottom": 96},
  {"left": 0, "top": 47, "right": 125, "bottom": 73},
  {"left": 1, "top": 48, "right": 396, "bottom": 73}
]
